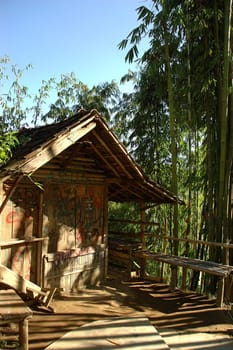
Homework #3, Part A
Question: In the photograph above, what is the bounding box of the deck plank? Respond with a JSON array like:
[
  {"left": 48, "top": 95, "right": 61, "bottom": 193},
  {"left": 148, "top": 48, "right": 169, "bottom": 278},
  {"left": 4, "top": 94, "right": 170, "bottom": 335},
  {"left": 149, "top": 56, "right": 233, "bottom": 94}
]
[{"left": 45, "top": 316, "right": 170, "bottom": 350}]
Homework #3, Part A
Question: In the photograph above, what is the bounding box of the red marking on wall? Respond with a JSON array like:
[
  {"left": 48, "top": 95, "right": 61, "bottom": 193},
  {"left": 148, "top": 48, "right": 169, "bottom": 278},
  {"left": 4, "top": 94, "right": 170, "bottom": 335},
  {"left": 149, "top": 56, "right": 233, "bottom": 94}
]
[
  {"left": 6, "top": 209, "right": 24, "bottom": 224},
  {"left": 11, "top": 246, "right": 31, "bottom": 280}
]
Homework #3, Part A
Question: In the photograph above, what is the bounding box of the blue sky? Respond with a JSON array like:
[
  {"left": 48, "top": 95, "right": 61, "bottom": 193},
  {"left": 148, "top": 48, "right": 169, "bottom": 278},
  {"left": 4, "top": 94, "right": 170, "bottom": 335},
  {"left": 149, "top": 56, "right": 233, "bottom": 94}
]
[{"left": 1, "top": 0, "right": 148, "bottom": 96}]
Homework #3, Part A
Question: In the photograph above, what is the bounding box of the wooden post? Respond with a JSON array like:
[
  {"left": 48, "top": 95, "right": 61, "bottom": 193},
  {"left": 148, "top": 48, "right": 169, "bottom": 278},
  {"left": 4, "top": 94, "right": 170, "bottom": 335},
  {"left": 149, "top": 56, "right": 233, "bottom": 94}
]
[
  {"left": 170, "top": 265, "right": 177, "bottom": 291},
  {"left": 140, "top": 201, "right": 146, "bottom": 278},
  {"left": 127, "top": 247, "right": 132, "bottom": 279},
  {"left": 161, "top": 222, "right": 168, "bottom": 282},
  {"left": 225, "top": 240, "right": 230, "bottom": 266},
  {"left": 0, "top": 290, "right": 32, "bottom": 350},
  {"left": 225, "top": 275, "right": 233, "bottom": 303},
  {"left": 103, "top": 183, "right": 108, "bottom": 280},
  {"left": 19, "top": 318, "right": 29, "bottom": 350},
  {"left": 216, "top": 277, "right": 225, "bottom": 307},
  {"left": 182, "top": 267, "right": 187, "bottom": 290}
]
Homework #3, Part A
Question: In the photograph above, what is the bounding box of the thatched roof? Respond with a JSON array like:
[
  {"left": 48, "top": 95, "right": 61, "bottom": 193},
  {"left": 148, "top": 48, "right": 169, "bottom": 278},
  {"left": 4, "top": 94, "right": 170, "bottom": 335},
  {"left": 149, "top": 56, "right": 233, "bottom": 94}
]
[{"left": 0, "top": 109, "right": 182, "bottom": 204}]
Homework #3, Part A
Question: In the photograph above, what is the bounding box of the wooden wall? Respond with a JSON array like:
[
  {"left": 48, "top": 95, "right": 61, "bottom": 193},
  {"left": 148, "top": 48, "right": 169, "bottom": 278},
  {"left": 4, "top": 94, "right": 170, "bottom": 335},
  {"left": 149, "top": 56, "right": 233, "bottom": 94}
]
[
  {"left": 0, "top": 180, "right": 40, "bottom": 283},
  {"left": 41, "top": 182, "right": 106, "bottom": 291},
  {"left": 43, "top": 245, "right": 105, "bottom": 292},
  {"left": 0, "top": 178, "right": 108, "bottom": 292},
  {"left": 42, "top": 183, "right": 104, "bottom": 251}
]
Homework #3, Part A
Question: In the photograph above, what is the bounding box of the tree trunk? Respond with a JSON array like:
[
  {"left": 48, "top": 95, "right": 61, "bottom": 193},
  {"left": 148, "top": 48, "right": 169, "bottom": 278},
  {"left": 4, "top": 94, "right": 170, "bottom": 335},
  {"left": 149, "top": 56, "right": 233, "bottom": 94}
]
[
  {"left": 217, "top": 0, "right": 232, "bottom": 255},
  {"left": 162, "top": 1, "right": 179, "bottom": 255}
]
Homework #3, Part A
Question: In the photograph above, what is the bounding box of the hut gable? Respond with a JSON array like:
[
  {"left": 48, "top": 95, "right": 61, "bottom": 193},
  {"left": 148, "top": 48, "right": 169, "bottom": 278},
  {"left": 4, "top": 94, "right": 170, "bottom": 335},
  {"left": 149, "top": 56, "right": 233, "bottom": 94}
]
[{"left": 0, "top": 109, "right": 179, "bottom": 204}]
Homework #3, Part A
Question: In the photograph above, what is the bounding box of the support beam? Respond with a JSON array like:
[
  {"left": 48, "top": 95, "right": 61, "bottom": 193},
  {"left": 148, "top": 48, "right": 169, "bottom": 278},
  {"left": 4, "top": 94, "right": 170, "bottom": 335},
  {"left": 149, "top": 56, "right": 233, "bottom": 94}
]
[
  {"left": 216, "top": 277, "right": 225, "bottom": 307},
  {"left": 0, "top": 175, "right": 23, "bottom": 215},
  {"left": 182, "top": 267, "right": 187, "bottom": 290}
]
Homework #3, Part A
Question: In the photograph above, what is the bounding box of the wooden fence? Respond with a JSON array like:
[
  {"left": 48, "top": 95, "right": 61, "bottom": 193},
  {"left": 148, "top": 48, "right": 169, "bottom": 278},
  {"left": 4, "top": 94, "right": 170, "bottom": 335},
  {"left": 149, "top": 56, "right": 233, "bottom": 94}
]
[{"left": 108, "top": 218, "right": 233, "bottom": 305}]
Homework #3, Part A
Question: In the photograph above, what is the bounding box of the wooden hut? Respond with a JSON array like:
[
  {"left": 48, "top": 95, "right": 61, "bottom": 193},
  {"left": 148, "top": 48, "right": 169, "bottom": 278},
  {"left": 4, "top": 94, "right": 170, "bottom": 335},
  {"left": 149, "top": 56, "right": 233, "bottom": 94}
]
[{"left": 0, "top": 109, "right": 179, "bottom": 295}]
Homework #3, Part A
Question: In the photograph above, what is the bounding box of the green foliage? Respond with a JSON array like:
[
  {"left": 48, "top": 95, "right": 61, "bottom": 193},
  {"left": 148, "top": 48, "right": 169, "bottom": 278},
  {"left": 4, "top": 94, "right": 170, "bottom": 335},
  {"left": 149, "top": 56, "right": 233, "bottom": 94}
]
[
  {"left": 31, "top": 77, "right": 56, "bottom": 126},
  {"left": 117, "top": 0, "right": 233, "bottom": 274},
  {"left": 0, "top": 56, "right": 32, "bottom": 131},
  {"left": 0, "top": 57, "right": 122, "bottom": 164},
  {"left": 109, "top": 202, "right": 140, "bottom": 234},
  {"left": 41, "top": 74, "right": 121, "bottom": 124},
  {"left": 0, "top": 56, "right": 31, "bottom": 164},
  {"left": 0, "top": 131, "right": 19, "bottom": 165}
]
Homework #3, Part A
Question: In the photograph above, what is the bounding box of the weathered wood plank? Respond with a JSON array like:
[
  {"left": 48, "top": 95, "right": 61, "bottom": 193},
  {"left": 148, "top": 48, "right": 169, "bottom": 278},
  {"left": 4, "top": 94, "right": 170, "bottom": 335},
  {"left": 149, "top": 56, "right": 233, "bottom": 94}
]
[
  {"left": 0, "top": 264, "right": 55, "bottom": 308},
  {"left": 134, "top": 252, "right": 233, "bottom": 277},
  {"left": 0, "top": 237, "right": 47, "bottom": 248}
]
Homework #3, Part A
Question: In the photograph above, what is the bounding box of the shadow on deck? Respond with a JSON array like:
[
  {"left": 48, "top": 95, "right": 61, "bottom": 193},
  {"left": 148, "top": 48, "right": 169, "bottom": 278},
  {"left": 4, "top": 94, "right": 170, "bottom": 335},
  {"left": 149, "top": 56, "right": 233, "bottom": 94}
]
[{"left": 28, "top": 275, "right": 233, "bottom": 350}]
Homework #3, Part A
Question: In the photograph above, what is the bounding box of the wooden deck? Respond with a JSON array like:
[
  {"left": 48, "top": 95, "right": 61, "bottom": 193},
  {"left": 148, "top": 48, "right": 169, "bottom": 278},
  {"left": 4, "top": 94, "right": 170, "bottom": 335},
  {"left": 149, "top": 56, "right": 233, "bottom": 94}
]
[{"left": 45, "top": 316, "right": 170, "bottom": 350}]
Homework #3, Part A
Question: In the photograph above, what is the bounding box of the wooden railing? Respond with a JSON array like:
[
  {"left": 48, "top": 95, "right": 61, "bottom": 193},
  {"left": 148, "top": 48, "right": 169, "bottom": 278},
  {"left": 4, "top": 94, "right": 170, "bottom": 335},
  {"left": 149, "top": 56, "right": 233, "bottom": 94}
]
[
  {"left": 109, "top": 224, "right": 233, "bottom": 266},
  {"left": 150, "top": 234, "right": 233, "bottom": 266},
  {"left": 108, "top": 230, "right": 233, "bottom": 305},
  {"left": 108, "top": 219, "right": 233, "bottom": 303}
]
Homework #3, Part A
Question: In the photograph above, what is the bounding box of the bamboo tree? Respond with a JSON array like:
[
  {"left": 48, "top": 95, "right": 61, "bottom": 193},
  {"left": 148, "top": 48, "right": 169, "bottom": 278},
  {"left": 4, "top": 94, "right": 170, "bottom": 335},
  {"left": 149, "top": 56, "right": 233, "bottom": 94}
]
[
  {"left": 228, "top": 57, "right": 233, "bottom": 249},
  {"left": 184, "top": 5, "right": 192, "bottom": 252},
  {"left": 218, "top": 0, "right": 232, "bottom": 246},
  {"left": 162, "top": 1, "right": 179, "bottom": 254}
]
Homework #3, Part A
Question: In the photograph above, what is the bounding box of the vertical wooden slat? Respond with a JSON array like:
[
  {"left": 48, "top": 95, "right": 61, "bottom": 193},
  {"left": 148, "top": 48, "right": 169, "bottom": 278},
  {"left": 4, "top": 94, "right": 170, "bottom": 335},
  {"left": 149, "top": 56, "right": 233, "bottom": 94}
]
[
  {"left": 216, "top": 277, "right": 225, "bottom": 307},
  {"left": 140, "top": 201, "right": 146, "bottom": 278},
  {"left": 182, "top": 267, "right": 187, "bottom": 290},
  {"left": 37, "top": 190, "right": 44, "bottom": 285},
  {"left": 103, "top": 183, "right": 108, "bottom": 280},
  {"left": 19, "top": 318, "right": 29, "bottom": 350},
  {"left": 125, "top": 246, "right": 132, "bottom": 279},
  {"left": 161, "top": 221, "right": 168, "bottom": 282},
  {"left": 225, "top": 240, "right": 230, "bottom": 265},
  {"left": 170, "top": 265, "right": 177, "bottom": 291}
]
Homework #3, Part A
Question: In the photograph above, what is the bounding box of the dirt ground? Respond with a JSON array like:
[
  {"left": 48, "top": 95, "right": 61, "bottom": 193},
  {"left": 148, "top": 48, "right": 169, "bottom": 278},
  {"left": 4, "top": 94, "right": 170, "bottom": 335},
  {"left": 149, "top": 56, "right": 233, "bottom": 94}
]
[{"left": 28, "top": 275, "right": 233, "bottom": 350}]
